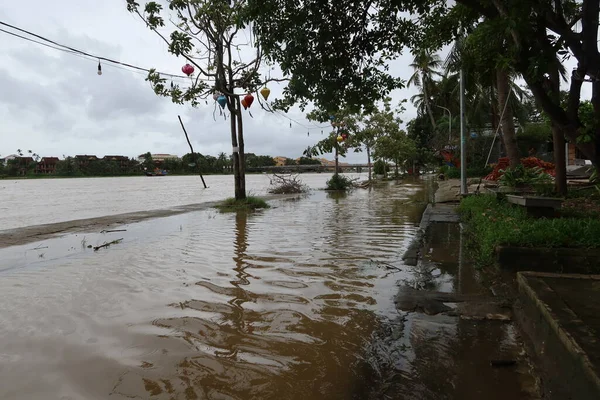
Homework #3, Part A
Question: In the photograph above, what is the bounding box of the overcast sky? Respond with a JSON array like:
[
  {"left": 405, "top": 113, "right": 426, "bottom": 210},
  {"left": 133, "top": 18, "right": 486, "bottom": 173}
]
[{"left": 0, "top": 1, "right": 590, "bottom": 164}]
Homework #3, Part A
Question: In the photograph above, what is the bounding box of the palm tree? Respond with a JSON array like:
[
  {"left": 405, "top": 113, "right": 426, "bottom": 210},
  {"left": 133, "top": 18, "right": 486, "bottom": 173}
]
[
  {"left": 443, "top": 30, "right": 523, "bottom": 167},
  {"left": 217, "top": 152, "right": 228, "bottom": 173},
  {"left": 408, "top": 50, "right": 442, "bottom": 129}
]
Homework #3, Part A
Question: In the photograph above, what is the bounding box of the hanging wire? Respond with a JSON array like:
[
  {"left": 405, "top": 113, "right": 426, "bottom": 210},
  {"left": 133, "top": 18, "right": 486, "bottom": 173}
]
[
  {"left": 1, "top": 19, "right": 340, "bottom": 132},
  {"left": 0, "top": 20, "right": 209, "bottom": 81}
]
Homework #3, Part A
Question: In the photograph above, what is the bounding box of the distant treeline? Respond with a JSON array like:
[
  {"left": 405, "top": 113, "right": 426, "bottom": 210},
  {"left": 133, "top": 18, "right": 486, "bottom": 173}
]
[{"left": 0, "top": 152, "right": 322, "bottom": 178}]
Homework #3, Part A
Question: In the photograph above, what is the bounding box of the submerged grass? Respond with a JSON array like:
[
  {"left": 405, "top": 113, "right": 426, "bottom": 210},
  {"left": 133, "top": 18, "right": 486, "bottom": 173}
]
[
  {"left": 216, "top": 196, "right": 270, "bottom": 212},
  {"left": 458, "top": 194, "right": 600, "bottom": 266}
]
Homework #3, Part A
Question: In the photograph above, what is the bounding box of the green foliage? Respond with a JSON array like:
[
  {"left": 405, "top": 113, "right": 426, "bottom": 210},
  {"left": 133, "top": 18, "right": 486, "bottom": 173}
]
[
  {"left": 247, "top": 0, "right": 408, "bottom": 113},
  {"left": 439, "top": 165, "right": 491, "bottom": 179},
  {"left": 498, "top": 165, "right": 552, "bottom": 188},
  {"left": 459, "top": 195, "right": 600, "bottom": 266},
  {"left": 297, "top": 157, "right": 321, "bottom": 165},
  {"left": 325, "top": 174, "right": 354, "bottom": 191},
  {"left": 577, "top": 101, "right": 599, "bottom": 144},
  {"left": 517, "top": 123, "right": 551, "bottom": 156},
  {"left": 284, "top": 158, "right": 296, "bottom": 166},
  {"left": 373, "top": 160, "right": 389, "bottom": 175},
  {"left": 245, "top": 154, "right": 276, "bottom": 168},
  {"left": 216, "top": 196, "right": 270, "bottom": 213}
]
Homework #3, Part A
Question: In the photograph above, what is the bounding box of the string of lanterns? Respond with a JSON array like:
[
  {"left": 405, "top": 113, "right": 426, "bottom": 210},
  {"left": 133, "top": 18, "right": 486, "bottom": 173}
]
[
  {"left": 181, "top": 63, "right": 272, "bottom": 116},
  {"left": 329, "top": 115, "right": 350, "bottom": 143}
]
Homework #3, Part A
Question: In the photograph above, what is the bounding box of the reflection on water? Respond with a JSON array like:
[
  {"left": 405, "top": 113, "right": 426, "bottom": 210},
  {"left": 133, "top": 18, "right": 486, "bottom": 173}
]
[{"left": 0, "top": 179, "right": 536, "bottom": 399}]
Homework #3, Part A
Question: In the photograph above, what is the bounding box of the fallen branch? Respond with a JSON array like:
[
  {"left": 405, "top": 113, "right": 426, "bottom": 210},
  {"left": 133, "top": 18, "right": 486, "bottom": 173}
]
[
  {"left": 100, "top": 229, "right": 127, "bottom": 233},
  {"left": 93, "top": 238, "right": 123, "bottom": 251},
  {"left": 268, "top": 173, "right": 308, "bottom": 194},
  {"left": 370, "top": 259, "right": 403, "bottom": 272}
]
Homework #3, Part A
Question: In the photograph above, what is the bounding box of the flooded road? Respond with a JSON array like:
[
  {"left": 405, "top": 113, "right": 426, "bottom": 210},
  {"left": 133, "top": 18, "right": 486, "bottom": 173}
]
[{"left": 0, "top": 178, "right": 537, "bottom": 399}]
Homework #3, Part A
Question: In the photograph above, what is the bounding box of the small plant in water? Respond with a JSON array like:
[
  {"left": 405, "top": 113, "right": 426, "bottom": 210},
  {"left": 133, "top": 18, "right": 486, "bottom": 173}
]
[
  {"left": 216, "top": 196, "right": 270, "bottom": 212},
  {"left": 326, "top": 174, "right": 355, "bottom": 191}
]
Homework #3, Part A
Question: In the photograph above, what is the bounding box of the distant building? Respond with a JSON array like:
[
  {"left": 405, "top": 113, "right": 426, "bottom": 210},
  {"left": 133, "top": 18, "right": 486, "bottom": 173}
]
[
  {"left": 137, "top": 153, "right": 179, "bottom": 163},
  {"left": 75, "top": 155, "right": 99, "bottom": 169},
  {"left": 0, "top": 154, "right": 19, "bottom": 164},
  {"left": 273, "top": 156, "right": 287, "bottom": 166},
  {"left": 318, "top": 158, "right": 349, "bottom": 167},
  {"left": 10, "top": 156, "right": 34, "bottom": 176},
  {"left": 36, "top": 157, "right": 60, "bottom": 174},
  {"left": 103, "top": 155, "right": 130, "bottom": 171}
]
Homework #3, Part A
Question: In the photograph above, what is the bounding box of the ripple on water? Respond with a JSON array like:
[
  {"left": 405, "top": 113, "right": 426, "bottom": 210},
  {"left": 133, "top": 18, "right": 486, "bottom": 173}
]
[{"left": 1, "top": 179, "right": 483, "bottom": 400}]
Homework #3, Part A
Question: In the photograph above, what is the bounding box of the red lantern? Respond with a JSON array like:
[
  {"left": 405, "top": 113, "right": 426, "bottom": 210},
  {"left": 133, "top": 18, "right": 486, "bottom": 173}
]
[
  {"left": 342, "top": 133, "right": 348, "bottom": 140},
  {"left": 241, "top": 98, "right": 248, "bottom": 110},
  {"left": 244, "top": 93, "right": 254, "bottom": 108},
  {"left": 182, "top": 63, "right": 194, "bottom": 76}
]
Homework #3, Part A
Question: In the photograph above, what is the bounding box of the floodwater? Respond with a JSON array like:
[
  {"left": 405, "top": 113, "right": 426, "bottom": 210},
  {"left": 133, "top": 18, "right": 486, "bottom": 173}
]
[
  {"left": 0, "top": 176, "right": 538, "bottom": 399},
  {"left": 0, "top": 173, "right": 363, "bottom": 230}
]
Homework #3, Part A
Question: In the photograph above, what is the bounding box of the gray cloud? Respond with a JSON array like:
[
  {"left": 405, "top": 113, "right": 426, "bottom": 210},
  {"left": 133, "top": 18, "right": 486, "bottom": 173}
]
[{"left": 0, "top": 0, "right": 432, "bottom": 163}]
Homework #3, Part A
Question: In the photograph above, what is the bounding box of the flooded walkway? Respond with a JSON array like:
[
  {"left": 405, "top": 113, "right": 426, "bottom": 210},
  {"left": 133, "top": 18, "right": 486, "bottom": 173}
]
[{"left": 0, "top": 179, "right": 537, "bottom": 399}]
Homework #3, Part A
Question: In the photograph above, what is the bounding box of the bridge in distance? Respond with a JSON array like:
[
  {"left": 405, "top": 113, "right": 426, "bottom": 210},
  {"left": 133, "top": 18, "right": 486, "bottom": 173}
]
[{"left": 246, "top": 164, "right": 371, "bottom": 173}]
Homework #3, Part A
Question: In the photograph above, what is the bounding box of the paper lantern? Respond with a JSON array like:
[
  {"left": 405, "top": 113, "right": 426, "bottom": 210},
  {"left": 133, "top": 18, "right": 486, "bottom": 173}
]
[
  {"left": 244, "top": 93, "right": 254, "bottom": 108},
  {"left": 260, "top": 87, "right": 270, "bottom": 100},
  {"left": 217, "top": 95, "right": 227, "bottom": 109},
  {"left": 182, "top": 63, "right": 194, "bottom": 76}
]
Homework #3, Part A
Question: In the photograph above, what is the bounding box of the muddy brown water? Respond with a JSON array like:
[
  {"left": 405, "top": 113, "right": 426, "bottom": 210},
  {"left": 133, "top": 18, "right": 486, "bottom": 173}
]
[{"left": 0, "top": 178, "right": 537, "bottom": 399}]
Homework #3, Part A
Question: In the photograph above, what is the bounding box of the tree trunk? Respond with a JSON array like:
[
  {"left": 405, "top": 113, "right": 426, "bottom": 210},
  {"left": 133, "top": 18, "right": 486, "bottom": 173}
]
[
  {"left": 366, "top": 145, "right": 372, "bottom": 181},
  {"left": 334, "top": 143, "right": 339, "bottom": 176},
  {"left": 548, "top": 68, "right": 567, "bottom": 196},
  {"left": 236, "top": 97, "right": 247, "bottom": 200},
  {"left": 496, "top": 69, "right": 520, "bottom": 168},
  {"left": 591, "top": 80, "right": 600, "bottom": 175},
  {"left": 229, "top": 97, "right": 243, "bottom": 200},
  {"left": 423, "top": 80, "right": 437, "bottom": 129},
  {"left": 394, "top": 158, "right": 399, "bottom": 177}
]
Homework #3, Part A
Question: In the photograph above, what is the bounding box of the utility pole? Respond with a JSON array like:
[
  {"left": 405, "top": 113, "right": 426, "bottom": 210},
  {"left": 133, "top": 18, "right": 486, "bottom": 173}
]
[
  {"left": 459, "top": 66, "right": 467, "bottom": 195},
  {"left": 434, "top": 104, "right": 452, "bottom": 142}
]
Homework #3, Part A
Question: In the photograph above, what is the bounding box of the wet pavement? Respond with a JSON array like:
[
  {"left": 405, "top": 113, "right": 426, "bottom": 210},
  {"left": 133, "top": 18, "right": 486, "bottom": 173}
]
[{"left": 0, "top": 178, "right": 539, "bottom": 399}]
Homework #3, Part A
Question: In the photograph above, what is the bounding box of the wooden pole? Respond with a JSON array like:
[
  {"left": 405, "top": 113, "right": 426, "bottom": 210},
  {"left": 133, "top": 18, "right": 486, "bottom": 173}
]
[{"left": 178, "top": 115, "right": 207, "bottom": 189}]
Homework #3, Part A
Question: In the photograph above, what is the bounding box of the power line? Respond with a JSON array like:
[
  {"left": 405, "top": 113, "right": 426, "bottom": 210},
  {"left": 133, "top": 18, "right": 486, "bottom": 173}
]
[
  {"left": 0, "top": 20, "right": 198, "bottom": 80},
  {"left": 0, "top": 19, "right": 330, "bottom": 132}
]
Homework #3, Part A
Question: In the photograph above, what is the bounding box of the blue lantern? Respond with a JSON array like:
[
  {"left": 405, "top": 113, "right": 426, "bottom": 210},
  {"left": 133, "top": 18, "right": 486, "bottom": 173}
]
[{"left": 217, "top": 95, "right": 227, "bottom": 109}]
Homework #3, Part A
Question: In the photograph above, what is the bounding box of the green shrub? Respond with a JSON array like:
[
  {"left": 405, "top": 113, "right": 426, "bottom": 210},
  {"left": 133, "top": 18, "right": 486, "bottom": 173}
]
[
  {"left": 459, "top": 194, "right": 600, "bottom": 266},
  {"left": 439, "top": 166, "right": 492, "bottom": 179},
  {"left": 326, "top": 174, "right": 354, "bottom": 190},
  {"left": 373, "top": 160, "right": 389, "bottom": 175},
  {"left": 216, "top": 196, "right": 270, "bottom": 212},
  {"left": 498, "top": 165, "right": 552, "bottom": 188}
]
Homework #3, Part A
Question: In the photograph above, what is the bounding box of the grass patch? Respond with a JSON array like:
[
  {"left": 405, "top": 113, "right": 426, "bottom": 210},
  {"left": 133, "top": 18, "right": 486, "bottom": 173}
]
[
  {"left": 459, "top": 194, "right": 600, "bottom": 266},
  {"left": 216, "top": 196, "right": 270, "bottom": 212}
]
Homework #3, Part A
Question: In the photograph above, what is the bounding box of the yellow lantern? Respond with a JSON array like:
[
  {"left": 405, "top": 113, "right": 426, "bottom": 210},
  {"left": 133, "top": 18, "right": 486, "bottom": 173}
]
[{"left": 260, "top": 87, "right": 271, "bottom": 100}]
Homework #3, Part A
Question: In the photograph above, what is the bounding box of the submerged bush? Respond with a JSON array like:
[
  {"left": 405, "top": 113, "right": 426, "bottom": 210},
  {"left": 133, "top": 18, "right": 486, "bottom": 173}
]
[
  {"left": 459, "top": 194, "right": 600, "bottom": 266},
  {"left": 216, "top": 196, "right": 270, "bottom": 212},
  {"left": 326, "top": 174, "right": 354, "bottom": 191}
]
